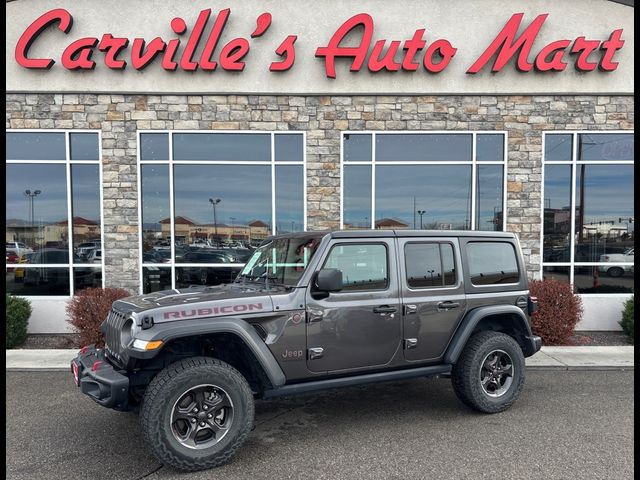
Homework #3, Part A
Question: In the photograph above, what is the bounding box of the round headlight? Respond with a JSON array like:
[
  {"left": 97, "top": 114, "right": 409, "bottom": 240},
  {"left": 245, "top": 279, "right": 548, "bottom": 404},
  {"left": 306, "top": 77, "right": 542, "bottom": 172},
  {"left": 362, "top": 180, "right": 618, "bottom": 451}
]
[{"left": 121, "top": 318, "right": 138, "bottom": 347}]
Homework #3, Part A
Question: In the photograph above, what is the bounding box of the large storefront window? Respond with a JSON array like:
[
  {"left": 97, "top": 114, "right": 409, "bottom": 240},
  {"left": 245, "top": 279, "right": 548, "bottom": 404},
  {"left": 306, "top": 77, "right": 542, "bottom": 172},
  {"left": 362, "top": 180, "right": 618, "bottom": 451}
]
[
  {"left": 5, "top": 131, "right": 103, "bottom": 296},
  {"left": 341, "top": 132, "right": 506, "bottom": 231},
  {"left": 542, "top": 132, "right": 634, "bottom": 294},
  {"left": 139, "top": 131, "right": 306, "bottom": 293}
]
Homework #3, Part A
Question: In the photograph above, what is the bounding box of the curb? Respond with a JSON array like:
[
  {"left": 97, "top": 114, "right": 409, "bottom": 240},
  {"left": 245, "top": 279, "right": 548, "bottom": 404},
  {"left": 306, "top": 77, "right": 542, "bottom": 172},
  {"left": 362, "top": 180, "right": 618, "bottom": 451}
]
[{"left": 6, "top": 346, "right": 635, "bottom": 371}]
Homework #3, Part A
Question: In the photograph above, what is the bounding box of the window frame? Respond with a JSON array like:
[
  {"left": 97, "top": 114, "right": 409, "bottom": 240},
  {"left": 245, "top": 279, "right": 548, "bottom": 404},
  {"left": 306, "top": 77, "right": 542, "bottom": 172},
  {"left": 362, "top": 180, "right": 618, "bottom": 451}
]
[
  {"left": 403, "top": 241, "right": 458, "bottom": 290},
  {"left": 340, "top": 130, "right": 508, "bottom": 231},
  {"left": 541, "top": 131, "right": 634, "bottom": 296},
  {"left": 5, "top": 129, "right": 105, "bottom": 298},
  {"left": 321, "top": 242, "right": 390, "bottom": 293},
  {"left": 137, "top": 130, "right": 307, "bottom": 294}
]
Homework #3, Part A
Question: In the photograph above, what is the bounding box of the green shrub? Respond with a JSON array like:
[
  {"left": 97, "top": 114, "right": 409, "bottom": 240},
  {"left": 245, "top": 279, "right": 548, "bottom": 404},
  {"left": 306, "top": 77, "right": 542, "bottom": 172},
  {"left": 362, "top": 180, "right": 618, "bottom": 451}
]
[
  {"left": 619, "top": 296, "right": 634, "bottom": 344},
  {"left": 66, "top": 287, "right": 131, "bottom": 347},
  {"left": 529, "top": 279, "right": 583, "bottom": 345},
  {"left": 6, "top": 294, "right": 32, "bottom": 348}
]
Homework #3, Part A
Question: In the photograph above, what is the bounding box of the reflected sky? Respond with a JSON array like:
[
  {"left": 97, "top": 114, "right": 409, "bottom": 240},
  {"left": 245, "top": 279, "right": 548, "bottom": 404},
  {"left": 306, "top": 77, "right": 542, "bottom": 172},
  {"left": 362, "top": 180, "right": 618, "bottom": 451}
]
[
  {"left": 71, "top": 165, "right": 101, "bottom": 221},
  {"left": 578, "top": 134, "right": 634, "bottom": 161},
  {"left": 376, "top": 134, "right": 472, "bottom": 161},
  {"left": 344, "top": 165, "right": 372, "bottom": 227},
  {"left": 6, "top": 132, "right": 66, "bottom": 160},
  {"left": 375, "top": 165, "right": 471, "bottom": 228},
  {"left": 545, "top": 134, "right": 573, "bottom": 161},
  {"left": 141, "top": 165, "right": 170, "bottom": 229},
  {"left": 576, "top": 165, "right": 634, "bottom": 223},
  {"left": 173, "top": 133, "right": 271, "bottom": 161},
  {"left": 544, "top": 165, "right": 572, "bottom": 210},
  {"left": 173, "top": 165, "right": 272, "bottom": 225},
  {"left": 6, "top": 164, "right": 68, "bottom": 223},
  {"left": 275, "top": 166, "right": 304, "bottom": 231},
  {"left": 476, "top": 165, "right": 503, "bottom": 231}
]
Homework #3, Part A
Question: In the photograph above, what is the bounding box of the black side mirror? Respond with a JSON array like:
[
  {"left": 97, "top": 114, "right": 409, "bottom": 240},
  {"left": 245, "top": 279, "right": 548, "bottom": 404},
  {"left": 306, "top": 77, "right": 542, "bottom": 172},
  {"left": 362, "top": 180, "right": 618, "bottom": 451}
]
[{"left": 315, "top": 268, "right": 343, "bottom": 292}]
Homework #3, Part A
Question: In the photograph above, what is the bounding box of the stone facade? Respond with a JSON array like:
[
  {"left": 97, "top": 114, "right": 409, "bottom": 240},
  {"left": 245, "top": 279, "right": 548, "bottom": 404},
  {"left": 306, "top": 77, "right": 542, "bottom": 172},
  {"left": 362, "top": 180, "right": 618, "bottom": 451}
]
[{"left": 6, "top": 94, "right": 634, "bottom": 290}]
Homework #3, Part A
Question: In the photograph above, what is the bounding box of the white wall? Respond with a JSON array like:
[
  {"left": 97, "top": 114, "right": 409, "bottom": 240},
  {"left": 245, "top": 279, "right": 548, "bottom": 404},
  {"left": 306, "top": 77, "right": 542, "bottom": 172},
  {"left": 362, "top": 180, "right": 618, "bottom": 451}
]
[
  {"left": 26, "top": 298, "right": 74, "bottom": 334},
  {"left": 576, "top": 295, "right": 630, "bottom": 331},
  {"left": 6, "top": 0, "right": 634, "bottom": 95}
]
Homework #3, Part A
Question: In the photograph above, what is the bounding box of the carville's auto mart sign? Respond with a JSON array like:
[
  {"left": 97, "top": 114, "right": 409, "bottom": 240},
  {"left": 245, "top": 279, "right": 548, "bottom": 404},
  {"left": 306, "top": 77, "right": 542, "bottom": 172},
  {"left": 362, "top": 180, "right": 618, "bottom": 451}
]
[{"left": 5, "top": 0, "right": 635, "bottom": 94}]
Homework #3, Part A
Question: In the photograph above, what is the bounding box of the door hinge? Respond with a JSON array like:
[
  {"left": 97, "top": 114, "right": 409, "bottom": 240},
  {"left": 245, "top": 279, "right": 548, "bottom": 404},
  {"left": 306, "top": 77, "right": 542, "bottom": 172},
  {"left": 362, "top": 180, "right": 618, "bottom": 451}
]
[
  {"left": 308, "top": 347, "right": 324, "bottom": 360},
  {"left": 405, "top": 338, "right": 418, "bottom": 349}
]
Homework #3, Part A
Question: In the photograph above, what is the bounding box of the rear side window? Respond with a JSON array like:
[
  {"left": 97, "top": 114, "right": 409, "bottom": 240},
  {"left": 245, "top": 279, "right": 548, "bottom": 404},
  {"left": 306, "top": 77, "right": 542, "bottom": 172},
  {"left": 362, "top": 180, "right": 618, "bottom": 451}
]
[
  {"left": 324, "top": 244, "right": 388, "bottom": 291},
  {"left": 467, "top": 242, "right": 519, "bottom": 285},
  {"left": 405, "top": 243, "right": 457, "bottom": 288}
]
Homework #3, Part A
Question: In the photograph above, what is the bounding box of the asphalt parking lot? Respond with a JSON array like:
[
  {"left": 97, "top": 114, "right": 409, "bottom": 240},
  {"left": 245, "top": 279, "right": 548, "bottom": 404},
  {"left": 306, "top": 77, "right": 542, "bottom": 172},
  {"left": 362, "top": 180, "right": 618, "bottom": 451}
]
[{"left": 6, "top": 370, "right": 634, "bottom": 480}]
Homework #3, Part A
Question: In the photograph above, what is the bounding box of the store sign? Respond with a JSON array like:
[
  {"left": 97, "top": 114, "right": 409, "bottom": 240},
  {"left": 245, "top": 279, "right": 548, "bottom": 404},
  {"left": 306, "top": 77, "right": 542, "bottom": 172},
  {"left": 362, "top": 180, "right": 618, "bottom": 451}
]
[{"left": 15, "top": 8, "right": 625, "bottom": 77}]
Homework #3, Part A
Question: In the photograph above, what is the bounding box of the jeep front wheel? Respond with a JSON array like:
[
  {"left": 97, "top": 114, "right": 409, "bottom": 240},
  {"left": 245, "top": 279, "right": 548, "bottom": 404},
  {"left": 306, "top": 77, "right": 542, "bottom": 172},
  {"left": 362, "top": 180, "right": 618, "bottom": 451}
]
[
  {"left": 451, "top": 331, "right": 525, "bottom": 414},
  {"left": 140, "top": 357, "right": 254, "bottom": 471}
]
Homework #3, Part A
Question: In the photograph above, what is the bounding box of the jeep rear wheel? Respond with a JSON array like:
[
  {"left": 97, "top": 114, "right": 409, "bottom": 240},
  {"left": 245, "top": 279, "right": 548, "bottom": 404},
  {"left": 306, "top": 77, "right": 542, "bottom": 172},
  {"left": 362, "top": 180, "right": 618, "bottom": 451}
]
[
  {"left": 451, "top": 331, "right": 525, "bottom": 414},
  {"left": 140, "top": 357, "right": 254, "bottom": 471}
]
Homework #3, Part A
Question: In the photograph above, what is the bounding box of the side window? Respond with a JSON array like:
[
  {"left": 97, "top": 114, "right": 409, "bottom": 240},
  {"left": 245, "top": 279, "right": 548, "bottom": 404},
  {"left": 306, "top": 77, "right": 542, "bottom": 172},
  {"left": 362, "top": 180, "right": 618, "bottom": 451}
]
[
  {"left": 467, "top": 242, "right": 519, "bottom": 285},
  {"left": 324, "top": 244, "right": 388, "bottom": 291},
  {"left": 405, "top": 242, "right": 457, "bottom": 288}
]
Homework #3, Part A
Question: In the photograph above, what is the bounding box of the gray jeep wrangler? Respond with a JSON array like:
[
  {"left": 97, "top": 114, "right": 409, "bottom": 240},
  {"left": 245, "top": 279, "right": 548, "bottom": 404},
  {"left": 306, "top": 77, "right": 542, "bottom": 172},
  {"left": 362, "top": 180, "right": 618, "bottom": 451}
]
[{"left": 71, "top": 230, "right": 541, "bottom": 471}]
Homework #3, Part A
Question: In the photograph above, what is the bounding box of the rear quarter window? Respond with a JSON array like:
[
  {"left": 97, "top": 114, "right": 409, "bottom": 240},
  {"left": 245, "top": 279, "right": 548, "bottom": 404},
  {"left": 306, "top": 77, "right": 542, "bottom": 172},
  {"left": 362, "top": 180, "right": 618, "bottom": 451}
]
[{"left": 467, "top": 242, "right": 519, "bottom": 285}]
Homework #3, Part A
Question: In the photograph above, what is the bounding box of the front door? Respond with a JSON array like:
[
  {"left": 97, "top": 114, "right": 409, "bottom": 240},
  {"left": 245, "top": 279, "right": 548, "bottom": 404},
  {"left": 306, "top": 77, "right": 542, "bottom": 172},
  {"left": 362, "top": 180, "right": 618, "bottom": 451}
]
[
  {"left": 399, "top": 238, "right": 467, "bottom": 362},
  {"left": 306, "top": 239, "right": 402, "bottom": 373}
]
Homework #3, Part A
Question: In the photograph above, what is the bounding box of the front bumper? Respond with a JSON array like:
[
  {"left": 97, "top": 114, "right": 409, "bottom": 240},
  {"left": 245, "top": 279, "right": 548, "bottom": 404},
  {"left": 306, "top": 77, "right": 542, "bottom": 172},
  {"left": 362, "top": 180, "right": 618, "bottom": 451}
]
[
  {"left": 522, "top": 335, "right": 542, "bottom": 357},
  {"left": 70, "top": 346, "right": 130, "bottom": 411}
]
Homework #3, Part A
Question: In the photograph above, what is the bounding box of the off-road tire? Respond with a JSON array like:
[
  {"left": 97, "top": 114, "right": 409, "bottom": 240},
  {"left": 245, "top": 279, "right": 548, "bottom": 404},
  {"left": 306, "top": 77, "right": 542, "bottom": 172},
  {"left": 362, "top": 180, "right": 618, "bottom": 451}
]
[
  {"left": 140, "top": 357, "right": 254, "bottom": 471},
  {"left": 451, "top": 331, "right": 525, "bottom": 414}
]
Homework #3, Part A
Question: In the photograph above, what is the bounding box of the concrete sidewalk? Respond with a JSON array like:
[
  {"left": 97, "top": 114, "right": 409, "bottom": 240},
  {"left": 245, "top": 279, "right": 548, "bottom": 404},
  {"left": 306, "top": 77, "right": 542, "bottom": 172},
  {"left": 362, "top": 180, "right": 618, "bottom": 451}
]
[{"left": 5, "top": 346, "right": 634, "bottom": 371}]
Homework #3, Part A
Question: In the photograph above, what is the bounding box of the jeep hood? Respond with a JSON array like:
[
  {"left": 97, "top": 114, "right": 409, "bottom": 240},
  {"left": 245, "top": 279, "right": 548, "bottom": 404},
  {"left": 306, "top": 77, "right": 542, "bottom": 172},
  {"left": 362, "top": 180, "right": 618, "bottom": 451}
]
[{"left": 113, "top": 283, "right": 278, "bottom": 322}]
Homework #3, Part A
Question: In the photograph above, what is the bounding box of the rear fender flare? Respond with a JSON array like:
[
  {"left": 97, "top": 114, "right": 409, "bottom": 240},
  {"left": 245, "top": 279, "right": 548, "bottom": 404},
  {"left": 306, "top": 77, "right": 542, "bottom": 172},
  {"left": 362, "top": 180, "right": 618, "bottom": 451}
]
[{"left": 444, "top": 305, "right": 532, "bottom": 364}]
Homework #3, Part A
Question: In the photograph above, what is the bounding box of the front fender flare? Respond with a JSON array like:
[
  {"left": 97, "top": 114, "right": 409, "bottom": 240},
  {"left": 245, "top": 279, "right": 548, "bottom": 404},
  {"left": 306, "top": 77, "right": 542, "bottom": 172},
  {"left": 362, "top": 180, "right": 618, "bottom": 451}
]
[
  {"left": 444, "top": 305, "right": 533, "bottom": 364},
  {"left": 129, "top": 317, "right": 286, "bottom": 387}
]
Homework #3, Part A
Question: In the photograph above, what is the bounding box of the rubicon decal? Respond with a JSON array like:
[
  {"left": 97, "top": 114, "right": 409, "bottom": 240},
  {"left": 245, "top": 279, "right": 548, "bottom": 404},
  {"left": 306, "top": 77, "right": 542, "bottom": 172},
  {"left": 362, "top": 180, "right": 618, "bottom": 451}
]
[
  {"left": 163, "top": 303, "right": 264, "bottom": 320},
  {"left": 15, "top": 9, "right": 624, "bottom": 76}
]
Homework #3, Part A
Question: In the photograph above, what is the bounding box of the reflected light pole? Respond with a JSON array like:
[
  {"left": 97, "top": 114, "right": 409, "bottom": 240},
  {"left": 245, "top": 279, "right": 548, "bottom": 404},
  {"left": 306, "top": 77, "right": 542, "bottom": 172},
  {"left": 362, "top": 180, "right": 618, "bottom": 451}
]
[
  {"left": 209, "top": 198, "right": 221, "bottom": 246},
  {"left": 417, "top": 210, "right": 426, "bottom": 229},
  {"left": 24, "top": 189, "right": 42, "bottom": 226}
]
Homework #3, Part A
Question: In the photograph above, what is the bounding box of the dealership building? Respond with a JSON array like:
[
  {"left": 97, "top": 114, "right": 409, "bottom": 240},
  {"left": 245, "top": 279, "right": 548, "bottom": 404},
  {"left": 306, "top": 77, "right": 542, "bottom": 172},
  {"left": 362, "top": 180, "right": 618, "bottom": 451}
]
[{"left": 6, "top": 0, "right": 634, "bottom": 333}]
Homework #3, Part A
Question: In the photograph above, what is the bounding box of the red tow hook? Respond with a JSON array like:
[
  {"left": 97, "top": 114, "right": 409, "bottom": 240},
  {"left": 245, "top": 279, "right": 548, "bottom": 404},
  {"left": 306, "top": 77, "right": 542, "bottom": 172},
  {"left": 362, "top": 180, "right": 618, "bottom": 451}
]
[{"left": 91, "top": 361, "right": 104, "bottom": 372}]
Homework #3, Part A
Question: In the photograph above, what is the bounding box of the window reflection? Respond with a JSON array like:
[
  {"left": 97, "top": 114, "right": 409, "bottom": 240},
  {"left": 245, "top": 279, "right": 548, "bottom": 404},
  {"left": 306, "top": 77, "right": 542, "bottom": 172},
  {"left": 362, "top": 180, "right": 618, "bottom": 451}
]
[
  {"left": 376, "top": 134, "right": 472, "bottom": 161},
  {"left": 344, "top": 134, "right": 372, "bottom": 162},
  {"left": 173, "top": 165, "right": 272, "bottom": 247},
  {"left": 70, "top": 133, "right": 99, "bottom": 160},
  {"left": 173, "top": 133, "right": 271, "bottom": 161},
  {"left": 143, "top": 266, "right": 172, "bottom": 293},
  {"left": 476, "top": 165, "right": 503, "bottom": 231},
  {"left": 141, "top": 165, "right": 170, "bottom": 258},
  {"left": 375, "top": 165, "right": 471, "bottom": 230},
  {"left": 6, "top": 132, "right": 66, "bottom": 160},
  {"left": 275, "top": 134, "right": 304, "bottom": 162},
  {"left": 6, "top": 164, "right": 68, "bottom": 253},
  {"left": 140, "top": 133, "right": 170, "bottom": 160},
  {"left": 6, "top": 131, "right": 103, "bottom": 296},
  {"left": 476, "top": 134, "right": 504, "bottom": 161},
  {"left": 71, "top": 165, "right": 101, "bottom": 263},
  {"left": 275, "top": 166, "right": 304, "bottom": 233},
  {"left": 343, "top": 165, "right": 372, "bottom": 229},
  {"left": 544, "top": 134, "right": 573, "bottom": 161},
  {"left": 575, "top": 165, "right": 634, "bottom": 260},
  {"left": 543, "top": 165, "right": 572, "bottom": 262},
  {"left": 574, "top": 266, "right": 634, "bottom": 294},
  {"left": 578, "top": 134, "right": 634, "bottom": 161}
]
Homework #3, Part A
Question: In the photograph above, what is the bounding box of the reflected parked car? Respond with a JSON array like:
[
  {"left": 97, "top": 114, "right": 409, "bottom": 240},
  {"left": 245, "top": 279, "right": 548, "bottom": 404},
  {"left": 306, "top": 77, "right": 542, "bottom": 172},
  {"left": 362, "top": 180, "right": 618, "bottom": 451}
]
[
  {"left": 23, "top": 249, "right": 94, "bottom": 290},
  {"left": 177, "top": 250, "right": 242, "bottom": 286},
  {"left": 599, "top": 248, "right": 635, "bottom": 277}
]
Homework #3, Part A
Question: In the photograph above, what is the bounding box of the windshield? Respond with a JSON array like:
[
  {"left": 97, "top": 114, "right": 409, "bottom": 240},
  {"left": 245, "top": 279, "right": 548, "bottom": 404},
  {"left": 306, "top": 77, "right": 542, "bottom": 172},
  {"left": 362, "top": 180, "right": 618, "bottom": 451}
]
[{"left": 237, "top": 235, "right": 323, "bottom": 287}]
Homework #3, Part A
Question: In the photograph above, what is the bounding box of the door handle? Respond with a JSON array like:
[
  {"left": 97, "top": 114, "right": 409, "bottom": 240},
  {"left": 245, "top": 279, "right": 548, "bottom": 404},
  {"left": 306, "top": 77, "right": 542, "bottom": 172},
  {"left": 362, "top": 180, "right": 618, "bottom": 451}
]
[
  {"left": 373, "top": 306, "right": 398, "bottom": 314},
  {"left": 437, "top": 301, "right": 460, "bottom": 310}
]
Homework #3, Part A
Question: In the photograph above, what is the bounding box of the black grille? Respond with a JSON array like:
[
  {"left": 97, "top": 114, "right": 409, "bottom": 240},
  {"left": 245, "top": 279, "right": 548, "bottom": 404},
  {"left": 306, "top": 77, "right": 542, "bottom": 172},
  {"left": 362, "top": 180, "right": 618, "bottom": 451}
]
[{"left": 104, "top": 308, "right": 128, "bottom": 363}]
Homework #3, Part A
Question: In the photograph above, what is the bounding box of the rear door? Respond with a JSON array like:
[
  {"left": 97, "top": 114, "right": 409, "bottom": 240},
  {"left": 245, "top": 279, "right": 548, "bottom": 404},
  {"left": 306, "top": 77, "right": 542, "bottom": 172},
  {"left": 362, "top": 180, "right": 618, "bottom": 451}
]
[
  {"left": 305, "top": 238, "right": 402, "bottom": 373},
  {"left": 399, "top": 238, "right": 467, "bottom": 362}
]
